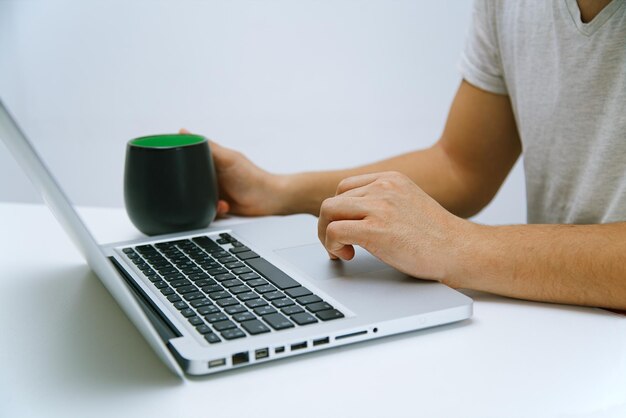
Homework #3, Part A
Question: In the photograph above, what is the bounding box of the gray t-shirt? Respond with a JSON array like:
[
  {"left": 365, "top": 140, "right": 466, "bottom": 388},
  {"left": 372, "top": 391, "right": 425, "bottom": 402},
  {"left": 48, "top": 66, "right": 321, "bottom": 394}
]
[{"left": 459, "top": 0, "right": 626, "bottom": 224}]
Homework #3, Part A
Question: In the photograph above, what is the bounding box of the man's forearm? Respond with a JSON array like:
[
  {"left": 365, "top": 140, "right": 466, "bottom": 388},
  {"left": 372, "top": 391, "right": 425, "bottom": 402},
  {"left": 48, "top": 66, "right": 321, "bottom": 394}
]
[
  {"left": 277, "top": 144, "right": 471, "bottom": 216},
  {"left": 449, "top": 222, "right": 626, "bottom": 310}
]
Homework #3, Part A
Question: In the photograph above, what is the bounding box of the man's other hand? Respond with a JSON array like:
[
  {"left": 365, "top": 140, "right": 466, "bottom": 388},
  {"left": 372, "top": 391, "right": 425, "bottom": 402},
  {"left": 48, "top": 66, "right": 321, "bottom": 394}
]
[{"left": 318, "top": 171, "right": 471, "bottom": 282}]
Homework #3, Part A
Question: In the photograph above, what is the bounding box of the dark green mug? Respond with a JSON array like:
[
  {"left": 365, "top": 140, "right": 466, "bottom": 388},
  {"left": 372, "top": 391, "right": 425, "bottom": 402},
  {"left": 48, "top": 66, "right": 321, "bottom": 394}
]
[{"left": 124, "top": 133, "right": 218, "bottom": 236}]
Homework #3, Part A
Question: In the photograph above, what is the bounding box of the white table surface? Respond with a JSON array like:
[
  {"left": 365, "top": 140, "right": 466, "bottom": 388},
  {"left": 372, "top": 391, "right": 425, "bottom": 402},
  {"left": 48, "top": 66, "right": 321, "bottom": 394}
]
[{"left": 1, "top": 201, "right": 625, "bottom": 418}]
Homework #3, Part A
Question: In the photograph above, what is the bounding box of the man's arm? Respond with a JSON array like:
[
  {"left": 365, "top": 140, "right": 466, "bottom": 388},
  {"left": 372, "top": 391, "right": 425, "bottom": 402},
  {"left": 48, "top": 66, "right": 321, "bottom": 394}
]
[
  {"left": 280, "top": 80, "right": 521, "bottom": 217},
  {"left": 200, "top": 80, "right": 521, "bottom": 218},
  {"left": 318, "top": 171, "right": 626, "bottom": 311},
  {"left": 451, "top": 222, "right": 626, "bottom": 310}
]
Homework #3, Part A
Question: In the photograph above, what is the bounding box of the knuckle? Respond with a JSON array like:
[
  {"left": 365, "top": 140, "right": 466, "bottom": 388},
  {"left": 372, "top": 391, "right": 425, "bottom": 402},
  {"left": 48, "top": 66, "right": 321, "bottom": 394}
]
[
  {"left": 326, "top": 221, "right": 341, "bottom": 240},
  {"left": 336, "top": 178, "right": 349, "bottom": 194},
  {"left": 320, "top": 197, "right": 335, "bottom": 214}
]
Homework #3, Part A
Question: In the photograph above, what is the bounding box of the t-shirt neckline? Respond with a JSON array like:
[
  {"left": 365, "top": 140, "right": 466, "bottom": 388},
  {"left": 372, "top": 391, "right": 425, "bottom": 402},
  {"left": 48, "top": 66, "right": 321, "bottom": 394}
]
[{"left": 563, "top": 0, "right": 625, "bottom": 36}]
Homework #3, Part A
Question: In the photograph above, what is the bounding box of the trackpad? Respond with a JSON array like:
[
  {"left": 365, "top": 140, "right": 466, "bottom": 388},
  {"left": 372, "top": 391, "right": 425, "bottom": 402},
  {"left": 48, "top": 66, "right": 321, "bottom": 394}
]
[{"left": 275, "top": 243, "right": 390, "bottom": 280}]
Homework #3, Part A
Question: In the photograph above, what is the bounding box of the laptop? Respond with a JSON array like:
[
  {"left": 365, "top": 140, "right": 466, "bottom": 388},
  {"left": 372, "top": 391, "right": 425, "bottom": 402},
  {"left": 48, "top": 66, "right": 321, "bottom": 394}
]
[{"left": 0, "top": 98, "right": 472, "bottom": 377}]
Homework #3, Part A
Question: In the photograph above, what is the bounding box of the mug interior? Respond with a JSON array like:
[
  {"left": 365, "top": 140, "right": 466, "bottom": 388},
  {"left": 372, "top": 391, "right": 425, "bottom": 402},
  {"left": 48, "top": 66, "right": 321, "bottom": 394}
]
[{"left": 130, "top": 133, "right": 205, "bottom": 148}]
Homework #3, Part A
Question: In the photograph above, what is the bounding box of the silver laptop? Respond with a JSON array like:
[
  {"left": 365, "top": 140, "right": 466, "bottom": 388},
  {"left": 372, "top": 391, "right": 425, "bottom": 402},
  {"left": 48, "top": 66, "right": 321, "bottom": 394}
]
[{"left": 0, "top": 98, "right": 472, "bottom": 377}]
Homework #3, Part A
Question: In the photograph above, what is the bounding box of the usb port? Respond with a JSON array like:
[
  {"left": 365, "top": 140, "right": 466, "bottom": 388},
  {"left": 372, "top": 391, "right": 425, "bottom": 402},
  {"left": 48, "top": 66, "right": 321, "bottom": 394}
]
[
  {"left": 291, "top": 341, "right": 307, "bottom": 351},
  {"left": 232, "top": 352, "right": 249, "bottom": 365},
  {"left": 255, "top": 348, "right": 269, "bottom": 360},
  {"left": 313, "top": 337, "right": 330, "bottom": 346},
  {"left": 208, "top": 358, "right": 226, "bottom": 368}
]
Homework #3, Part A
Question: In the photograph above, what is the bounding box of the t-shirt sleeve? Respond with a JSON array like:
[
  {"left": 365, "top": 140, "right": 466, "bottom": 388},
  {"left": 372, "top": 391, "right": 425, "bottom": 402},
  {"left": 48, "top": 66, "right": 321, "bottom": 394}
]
[{"left": 459, "top": 0, "right": 508, "bottom": 95}]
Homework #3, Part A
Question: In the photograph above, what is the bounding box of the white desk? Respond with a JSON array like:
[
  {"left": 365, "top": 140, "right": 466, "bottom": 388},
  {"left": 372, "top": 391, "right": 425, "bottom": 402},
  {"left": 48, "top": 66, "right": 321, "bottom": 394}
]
[{"left": 1, "top": 201, "right": 625, "bottom": 418}]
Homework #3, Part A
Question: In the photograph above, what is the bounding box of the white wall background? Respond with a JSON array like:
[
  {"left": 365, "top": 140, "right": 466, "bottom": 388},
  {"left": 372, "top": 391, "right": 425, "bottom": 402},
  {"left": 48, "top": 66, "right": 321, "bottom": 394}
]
[{"left": 0, "top": 0, "right": 526, "bottom": 225}]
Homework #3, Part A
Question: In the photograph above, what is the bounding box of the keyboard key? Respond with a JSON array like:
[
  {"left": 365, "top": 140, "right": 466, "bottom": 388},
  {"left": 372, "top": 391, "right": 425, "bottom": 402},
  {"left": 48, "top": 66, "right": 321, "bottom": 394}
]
[
  {"left": 224, "top": 304, "right": 247, "bottom": 315},
  {"left": 213, "top": 320, "right": 236, "bottom": 331},
  {"left": 245, "top": 298, "right": 267, "bottom": 308},
  {"left": 209, "top": 291, "right": 229, "bottom": 300},
  {"left": 232, "top": 266, "right": 252, "bottom": 275},
  {"left": 217, "top": 297, "right": 239, "bottom": 307},
  {"left": 255, "top": 284, "right": 276, "bottom": 294},
  {"left": 285, "top": 287, "right": 312, "bottom": 298},
  {"left": 205, "top": 312, "right": 228, "bottom": 323},
  {"left": 290, "top": 312, "right": 318, "bottom": 325},
  {"left": 170, "top": 279, "right": 191, "bottom": 288},
  {"left": 222, "top": 278, "right": 243, "bottom": 288},
  {"left": 214, "top": 273, "right": 235, "bottom": 282},
  {"left": 202, "top": 284, "right": 223, "bottom": 294},
  {"left": 216, "top": 237, "right": 229, "bottom": 245},
  {"left": 198, "top": 305, "right": 220, "bottom": 315},
  {"left": 263, "top": 291, "right": 284, "bottom": 301},
  {"left": 225, "top": 261, "right": 245, "bottom": 269},
  {"left": 136, "top": 244, "right": 156, "bottom": 254},
  {"left": 237, "top": 251, "right": 260, "bottom": 260},
  {"left": 196, "top": 324, "right": 212, "bottom": 335},
  {"left": 245, "top": 258, "right": 300, "bottom": 290},
  {"left": 181, "top": 308, "right": 196, "bottom": 318},
  {"left": 237, "top": 292, "right": 259, "bottom": 301},
  {"left": 281, "top": 305, "right": 304, "bottom": 315},
  {"left": 204, "top": 333, "right": 221, "bottom": 344},
  {"left": 189, "top": 272, "right": 210, "bottom": 281},
  {"left": 219, "top": 232, "right": 236, "bottom": 242},
  {"left": 316, "top": 309, "right": 344, "bottom": 321},
  {"left": 193, "top": 236, "right": 221, "bottom": 252},
  {"left": 306, "top": 302, "right": 333, "bottom": 313},
  {"left": 230, "top": 285, "right": 250, "bottom": 295},
  {"left": 221, "top": 328, "right": 246, "bottom": 340},
  {"left": 246, "top": 278, "right": 267, "bottom": 287},
  {"left": 239, "top": 272, "right": 261, "bottom": 281},
  {"left": 173, "top": 301, "right": 188, "bottom": 310},
  {"left": 146, "top": 274, "right": 161, "bottom": 283},
  {"left": 232, "top": 312, "right": 255, "bottom": 322},
  {"left": 272, "top": 298, "right": 295, "bottom": 308},
  {"left": 167, "top": 294, "right": 182, "bottom": 303},
  {"left": 207, "top": 267, "right": 228, "bottom": 276},
  {"left": 183, "top": 292, "right": 204, "bottom": 301},
  {"left": 231, "top": 241, "right": 244, "bottom": 248},
  {"left": 153, "top": 281, "right": 168, "bottom": 289},
  {"left": 189, "top": 297, "right": 209, "bottom": 307},
  {"left": 218, "top": 256, "right": 238, "bottom": 264},
  {"left": 254, "top": 306, "right": 277, "bottom": 316},
  {"left": 212, "top": 250, "right": 230, "bottom": 259},
  {"left": 163, "top": 272, "right": 185, "bottom": 282},
  {"left": 263, "top": 313, "right": 295, "bottom": 330},
  {"left": 195, "top": 278, "right": 216, "bottom": 287},
  {"left": 296, "top": 295, "right": 322, "bottom": 305},
  {"left": 176, "top": 285, "right": 197, "bottom": 294},
  {"left": 241, "top": 319, "right": 271, "bottom": 335},
  {"left": 188, "top": 316, "right": 204, "bottom": 326},
  {"left": 229, "top": 246, "right": 251, "bottom": 254},
  {"left": 160, "top": 287, "right": 175, "bottom": 296}
]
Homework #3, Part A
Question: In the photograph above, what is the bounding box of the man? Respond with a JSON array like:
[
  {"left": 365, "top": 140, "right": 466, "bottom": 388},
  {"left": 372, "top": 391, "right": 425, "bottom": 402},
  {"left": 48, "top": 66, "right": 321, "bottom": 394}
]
[{"left": 185, "top": 0, "right": 626, "bottom": 310}]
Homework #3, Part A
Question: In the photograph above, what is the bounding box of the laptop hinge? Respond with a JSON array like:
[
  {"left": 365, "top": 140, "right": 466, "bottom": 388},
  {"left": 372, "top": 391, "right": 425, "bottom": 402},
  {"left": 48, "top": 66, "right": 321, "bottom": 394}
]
[{"left": 108, "top": 256, "right": 182, "bottom": 342}]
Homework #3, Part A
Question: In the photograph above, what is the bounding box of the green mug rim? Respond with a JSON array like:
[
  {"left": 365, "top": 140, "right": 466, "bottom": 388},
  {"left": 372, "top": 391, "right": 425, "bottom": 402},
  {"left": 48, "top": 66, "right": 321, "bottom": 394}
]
[{"left": 129, "top": 133, "right": 206, "bottom": 149}]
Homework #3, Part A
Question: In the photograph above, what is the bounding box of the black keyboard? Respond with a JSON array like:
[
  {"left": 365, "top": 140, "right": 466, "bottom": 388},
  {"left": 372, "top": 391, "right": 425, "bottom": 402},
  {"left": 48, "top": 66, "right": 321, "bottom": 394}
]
[{"left": 122, "top": 233, "right": 344, "bottom": 344}]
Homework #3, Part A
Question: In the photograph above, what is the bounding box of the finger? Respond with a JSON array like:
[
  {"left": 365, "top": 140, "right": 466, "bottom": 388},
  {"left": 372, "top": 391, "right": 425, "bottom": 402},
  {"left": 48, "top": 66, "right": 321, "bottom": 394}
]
[
  {"left": 216, "top": 200, "right": 230, "bottom": 217},
  {"left": 317, "top": 196, "right": 368, "bottom": 252},
  {"left": 336, "top": 183, "right": 373, "bottom": 199},
  {"left": 179, "top": 128, "right": 191, "bottom": 134},
  {"left": 325, "top": 220, "right": 367, "bottom": 260},
  {"left": 336, "top": 172, "right": 384, "bottom": 196},
  {"left": 207, "top": 139, "right": 238, "bottom": 168}
]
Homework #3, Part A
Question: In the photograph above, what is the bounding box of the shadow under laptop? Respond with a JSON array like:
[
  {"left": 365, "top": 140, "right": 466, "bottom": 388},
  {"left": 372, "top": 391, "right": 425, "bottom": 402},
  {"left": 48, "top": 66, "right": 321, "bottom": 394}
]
[{"left": 32, "top": 264, "right": 181, "bottom": 394}]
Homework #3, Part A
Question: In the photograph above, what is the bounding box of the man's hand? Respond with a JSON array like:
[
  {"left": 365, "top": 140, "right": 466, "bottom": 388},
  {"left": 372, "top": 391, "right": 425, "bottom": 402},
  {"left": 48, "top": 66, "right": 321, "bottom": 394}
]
[
  {"left": 318, "top": 171, "right": 470, "bottom": 282},
  {"left": 179, "top": 129, "right": 286, "bottom": 217}
]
